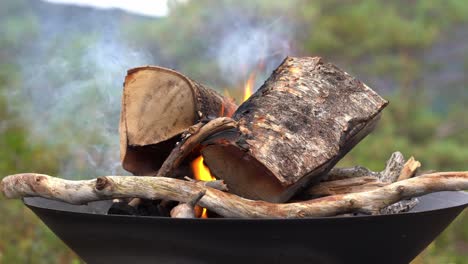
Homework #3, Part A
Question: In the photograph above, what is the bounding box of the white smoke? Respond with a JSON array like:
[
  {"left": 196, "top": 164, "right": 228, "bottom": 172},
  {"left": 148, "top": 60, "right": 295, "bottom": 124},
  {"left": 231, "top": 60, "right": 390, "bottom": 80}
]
[
  {"left": 215, "top": 17, "right": 294, "bottom": 89},
  {"left": 12, "top": 5, "right": 152, "bottom": 178}
]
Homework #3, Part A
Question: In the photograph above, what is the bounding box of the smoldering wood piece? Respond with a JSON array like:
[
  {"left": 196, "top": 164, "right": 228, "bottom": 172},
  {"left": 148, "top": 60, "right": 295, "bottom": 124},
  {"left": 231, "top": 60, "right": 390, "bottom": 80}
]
[
  {"left": 107, "top": 201, "right": 138, "bottom": 215},
  {"left": 170, "top": 191, "right": 205, "bottom": 218},
  {"left": 109, "top": 199, "right": 168, "bottom": 216},
  {"left": 3, "top": 172, "right": 466, "bottom": 218},
  {"left": 120, "top": 66, "right": 236, "bottom": 175},
  {"left": 322, "top": 152, "right": 405, "bottom": 182},
  {"left": 202, "top": 56, "right": 388, "bottom": 203}
]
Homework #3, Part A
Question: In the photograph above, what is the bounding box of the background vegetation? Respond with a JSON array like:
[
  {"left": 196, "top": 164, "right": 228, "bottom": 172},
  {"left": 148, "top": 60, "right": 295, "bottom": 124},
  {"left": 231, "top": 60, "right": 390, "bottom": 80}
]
[{"left": 0, "top": 0, "right": 466, "bottom": 263}]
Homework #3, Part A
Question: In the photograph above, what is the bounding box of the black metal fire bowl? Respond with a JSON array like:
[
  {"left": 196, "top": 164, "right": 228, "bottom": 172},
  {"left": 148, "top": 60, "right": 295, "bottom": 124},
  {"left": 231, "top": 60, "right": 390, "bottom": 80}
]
[{"left": 24, "top": 191, "right": 468, "bottom": 264}]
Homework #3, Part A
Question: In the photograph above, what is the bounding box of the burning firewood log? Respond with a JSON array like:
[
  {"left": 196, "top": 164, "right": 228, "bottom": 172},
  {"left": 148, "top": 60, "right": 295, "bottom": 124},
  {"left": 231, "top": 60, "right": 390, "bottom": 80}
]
[
  {"left": 120, "top": 66, "right": 237, "bottom": 175},
  {"left": 201, "top": 57, "right": 388, "bottom": 203},
  {"left": 1, "top": 172, "right": 467, "bottom": 218}
]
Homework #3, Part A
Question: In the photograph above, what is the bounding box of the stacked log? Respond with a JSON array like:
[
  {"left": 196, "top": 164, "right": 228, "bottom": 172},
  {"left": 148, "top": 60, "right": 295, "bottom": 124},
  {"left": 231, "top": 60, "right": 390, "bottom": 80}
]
[
  {"left": 1, "top": 56, "right": 467, "bottom": 219},
  {"left": 120, "top": 66, "right": 236, "bottom": 175}
]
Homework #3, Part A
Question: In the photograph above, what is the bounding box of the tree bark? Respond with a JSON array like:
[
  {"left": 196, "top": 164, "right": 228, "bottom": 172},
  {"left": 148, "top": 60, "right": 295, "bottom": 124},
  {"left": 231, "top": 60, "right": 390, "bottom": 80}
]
[
  {"left": 202, "top": 57, "right": 388, "bottom": 202},
  {"left": 120, "top": 66, "right": 237, "bottom": 175},
  {"left": 1, "top": 172, "right": 467, "bottom": 218}
]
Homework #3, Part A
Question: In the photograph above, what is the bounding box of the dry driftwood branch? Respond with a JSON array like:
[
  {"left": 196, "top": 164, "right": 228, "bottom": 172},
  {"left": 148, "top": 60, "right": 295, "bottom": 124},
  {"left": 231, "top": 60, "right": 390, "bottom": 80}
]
[
  {"left": 306, "top": 176, "right": 388, "bottom": 197},
  {"left": 323, "top": 152, "right": 405, "bottom": 182},
  {"left": 202, "top": 56, "right": 388, "bottom": 203},
  {"left": 306, "top": 152, "right": 417, "bottom": 213},
  {"left": 379, "top": 152, "right": 406, "bottom": 182},
  {"left": 170, "top": 191, "right": 205, "bottom": 218},
  {"left": 379, "top": 153, "right": 419, "bottom": 213},
  {"left": 120, "top": 66, "right": 236, "bottom": 175},
  {"left": 156, "top": 117, "right": 237, "bottom": 178},
  {"left": 397, "top": 156, "right": 421, "bottom": 181},
  {"left": 2, "top": 172, "right": 467, "bottom": 218},
  {"left": 322, "top": 152, "right": 418, "bottom": 213},
  {"left": 183, "top": 176, "right": 229, "bottom": 191},
  {"left": 128, "top": 175, "right": 229, "bottom": 209}
]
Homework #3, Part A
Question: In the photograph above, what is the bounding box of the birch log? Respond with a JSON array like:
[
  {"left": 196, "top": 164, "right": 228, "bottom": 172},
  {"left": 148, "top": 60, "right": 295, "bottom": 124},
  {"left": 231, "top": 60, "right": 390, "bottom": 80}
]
[
  {"left": 2, "top": 172, "right": 467, "bottom": 218},
  {"left": 120, "top": 66, "right": 237, "bottom": 175},
  {"left": 202, "top": 56, "right": 388, "bottom": 202}
]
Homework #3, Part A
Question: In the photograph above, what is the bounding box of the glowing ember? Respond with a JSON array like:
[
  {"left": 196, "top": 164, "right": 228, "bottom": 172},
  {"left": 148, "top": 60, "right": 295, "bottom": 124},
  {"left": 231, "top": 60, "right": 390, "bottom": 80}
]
[{"left": 191, "top": 155, "right": 215, "bottom": 218}]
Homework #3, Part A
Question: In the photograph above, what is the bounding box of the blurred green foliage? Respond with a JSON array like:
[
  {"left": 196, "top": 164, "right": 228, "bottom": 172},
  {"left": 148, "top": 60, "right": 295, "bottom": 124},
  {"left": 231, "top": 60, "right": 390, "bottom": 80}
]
[{"left": 0, "top": 0, "right": 467, "bottom": 263}]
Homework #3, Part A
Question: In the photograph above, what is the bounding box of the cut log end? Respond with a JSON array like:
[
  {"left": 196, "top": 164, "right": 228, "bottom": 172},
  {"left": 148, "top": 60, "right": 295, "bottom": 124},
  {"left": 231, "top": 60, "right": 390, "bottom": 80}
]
[
  {"left": 202, "top": 144, "right": 286, "bottom": 203},
  {"left": 124, "top": 66, "right": 197, "bottom": 146},
  {"left": 120, "top": 66, "right": 237, "bottom": 175}
]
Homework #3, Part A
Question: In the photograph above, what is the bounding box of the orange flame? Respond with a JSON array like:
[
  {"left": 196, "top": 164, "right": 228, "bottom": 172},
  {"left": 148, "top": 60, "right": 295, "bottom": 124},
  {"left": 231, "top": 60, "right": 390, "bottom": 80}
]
[
  {"left": 219, "top": 90, "right": 236, "bottom": 117},
  {"left": 192, "top": 156, "right": 215, "bottom": 182},
  {"left": 191, "top": 156, "right": 215, "bottom": 218},
  {"left": 219, "top": 103, "right": 225, "bottom": 117},
  {"left": 243, "top": 72, "right": 256, "bottom": 102}
]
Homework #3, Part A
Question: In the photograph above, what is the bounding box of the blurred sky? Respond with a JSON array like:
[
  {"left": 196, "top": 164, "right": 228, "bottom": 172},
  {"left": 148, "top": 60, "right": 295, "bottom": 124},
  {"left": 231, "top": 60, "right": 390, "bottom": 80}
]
[{"left": 43, "top": 0, "right": 169, "bottom": 17}]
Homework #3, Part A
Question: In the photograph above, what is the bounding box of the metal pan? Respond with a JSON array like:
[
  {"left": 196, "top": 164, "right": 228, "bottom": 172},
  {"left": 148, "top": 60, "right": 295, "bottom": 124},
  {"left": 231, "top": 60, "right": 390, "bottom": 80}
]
[{"left": 24, "top": 191, "right": 468, "bottom": 264}]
